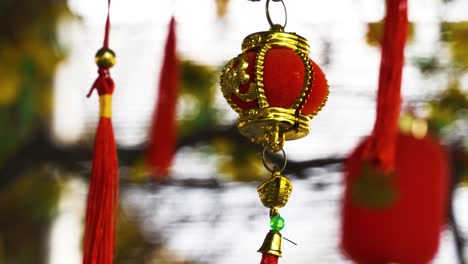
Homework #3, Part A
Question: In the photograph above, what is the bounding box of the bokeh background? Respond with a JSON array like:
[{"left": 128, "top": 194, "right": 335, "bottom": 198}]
[{"left": 0, "top": 0, "right": 467, "bottom": 263}]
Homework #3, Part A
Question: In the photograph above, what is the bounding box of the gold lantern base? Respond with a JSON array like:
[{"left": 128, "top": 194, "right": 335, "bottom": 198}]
[{"left": 238, "top": 107, "right": 309, "bottom": 151}]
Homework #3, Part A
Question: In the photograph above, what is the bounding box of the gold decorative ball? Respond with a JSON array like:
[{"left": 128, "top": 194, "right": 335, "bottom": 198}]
[{"left": 95, "top": 48, "right": 116, "bottom": 68}]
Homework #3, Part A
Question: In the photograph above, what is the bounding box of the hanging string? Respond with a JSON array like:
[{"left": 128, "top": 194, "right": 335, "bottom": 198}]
[
  {"left": 87, "top": 0, "right": 113, "bottom": 98},
  {"left": 103, "top": 0, "right": 111, "bottom": 48},
  {"left": 364, "top": 0, "right": 408, "bottom": 173}
]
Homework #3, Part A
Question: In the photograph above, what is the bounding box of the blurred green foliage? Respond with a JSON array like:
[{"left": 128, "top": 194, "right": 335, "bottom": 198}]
[
  {"left": 441, "top": 21, "right": 468, "bottom": 69},
  {"left": 115, "top": 208, "right": 152, "bottom": 264},
  {"left": 426, "top": 82, "right": 468, "bottom": 135},
  {"left": 0, "top": 0, "right": 69, "bottom": 167},
  {"left": 178, "top": 60, "right": 220, "bottom": 138},
  {"left": 0, "top": 1, "right": 69, "bottom": 263},
  {"left": 0, "top": 168, "right": 62, "bottom": 264}
]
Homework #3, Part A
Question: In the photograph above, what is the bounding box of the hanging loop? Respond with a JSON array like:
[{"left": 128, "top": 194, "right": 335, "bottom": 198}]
[
  {"left": 266, "top": 0, "right": 287, "bottom": 29},
  {"left": 262, "top": 146, "right": 287, "bottom": 173}
]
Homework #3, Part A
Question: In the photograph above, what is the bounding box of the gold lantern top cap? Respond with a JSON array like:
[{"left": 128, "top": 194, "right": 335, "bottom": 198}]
[
  {"left": 242, "top": 0, "right": 309, "bottom": 54},
  {"left": 241, "top": 28, "right": 310, "bottom": 55}
]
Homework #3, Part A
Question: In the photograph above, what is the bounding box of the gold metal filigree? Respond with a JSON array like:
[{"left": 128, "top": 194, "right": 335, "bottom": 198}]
[
  {"left": 309, "top": 87, "right": 330, "bottom": 119},
  {"left": 220, "top": 54, "right": 258, "bottom": 103},
  {"left": 253, "top": 44, "right": 271, "bottom": 108},
  {"left": 241, "top": 31, "right": 310, "bottom": 54},
  {"left": 291, "top": 50, "right": 313, "bottom": 111},
  {"left": 257, "top": 171, "right": 293, "bottom": 209},
  {"left": 238, "top": 107, "right": 310, "bottom": 149}
]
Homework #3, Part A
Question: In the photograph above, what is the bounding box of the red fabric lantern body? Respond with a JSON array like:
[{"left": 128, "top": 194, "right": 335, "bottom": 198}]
[
  {"left": 220, "top": 29, "right": 329, "bottom": 151},
  {"left": 231, "top": 48, "right": 328, "bottom": 116},
  {"left": 341, "top": 132, "right": 449, "bottom": 264}
]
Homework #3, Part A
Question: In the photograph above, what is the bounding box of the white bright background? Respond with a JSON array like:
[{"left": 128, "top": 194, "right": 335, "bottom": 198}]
[{"left": 50, "top": 0, "right": 468, "bottom": 263}]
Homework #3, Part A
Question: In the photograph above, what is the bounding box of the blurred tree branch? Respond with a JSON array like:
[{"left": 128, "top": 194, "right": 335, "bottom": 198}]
[{"left": 0, "top": 123, "right": 343, "bottom": 189}]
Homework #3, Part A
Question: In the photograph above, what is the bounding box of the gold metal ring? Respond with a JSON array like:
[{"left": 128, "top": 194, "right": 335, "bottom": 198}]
[
  {"left": 266, "top": 0, "right": 287, "bottom": 29},
  {"left": 262, "top": 147, "right": 287, "bottom": 173}
]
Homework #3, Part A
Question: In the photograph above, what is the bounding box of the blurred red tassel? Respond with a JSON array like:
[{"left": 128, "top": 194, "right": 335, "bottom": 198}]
[
  {"left": 145, "top": 16, "right": 179, "bottom": 181},
  {"left": 363, "top": 0, "right": 408, "bottom": 173},
  {"left": 260, "top": 253, "right": 278, "bottom": 264},
  {"left": 83, "top": 1, "right": 119, "bottom": 263}
]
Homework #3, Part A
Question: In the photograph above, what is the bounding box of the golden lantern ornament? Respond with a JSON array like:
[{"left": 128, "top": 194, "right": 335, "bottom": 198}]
[
  {"left": 220, "top": 0, "right": 329, "bottom": 263},
  {"left": 221, "top": 1, "right": 329, "bottom": 152}
]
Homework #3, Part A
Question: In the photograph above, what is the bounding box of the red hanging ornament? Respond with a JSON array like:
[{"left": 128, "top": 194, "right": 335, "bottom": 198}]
[
  {"left": 220, "top": 0, "right": 329, "bottom": 263},
  {"left": 221, "top": 21, "right": 329, "bottom": 152},
  {"left": 340, "top": 0, "right": 450, "bottom": 263},
  {"left": 83, "top": 1, "right": 119, "bottom": 263},
  {"left": 145, "top": 16, "right": 179, "bottom": 181},
  {"left": 342, "top": 132, "right": 450, "bottom": 264}
]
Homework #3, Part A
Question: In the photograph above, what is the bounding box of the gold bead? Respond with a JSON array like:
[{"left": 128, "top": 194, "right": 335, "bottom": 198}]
[{"left": 95, "top": 48, "right": 116, "bottom": 68}]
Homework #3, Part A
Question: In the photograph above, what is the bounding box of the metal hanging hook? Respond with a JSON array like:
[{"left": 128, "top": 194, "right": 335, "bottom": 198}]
[
  {"left": 262, "top": 146, "right": 287, "bottom": 173},
  {"left": 265, "top": 0, "right": 287, "bottom": 29},
  {"left": 248, "top": 0, "right": 283, "bottom": 2}
]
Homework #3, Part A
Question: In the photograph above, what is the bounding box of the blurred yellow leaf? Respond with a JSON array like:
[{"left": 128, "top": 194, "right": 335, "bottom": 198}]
[
  {"left": 21, "top": 36, "right": 64, "bottom": 76},
  {"left": 213, "top": 138, "right": 266, "bottom": 181},
  {"left": 442, "top": 22, "right": 468, "bottom": 68},
  {"left": 216, "top": 0, "right": 230, "bottom": 18},
  {"left": 219, "top": 157, "right": 265, "bottom": 182},
  {"left": 366, "top": 20, "right": 414, "bottom": 47},
  {"left": 130, "top": 157, "right": 151, "bottom": 183},
  {"left": 0, "top": 45, "right": 21, "bottom": 105},
  {"left": 0, "top": 72, "right": 20, "bottom": 105}
]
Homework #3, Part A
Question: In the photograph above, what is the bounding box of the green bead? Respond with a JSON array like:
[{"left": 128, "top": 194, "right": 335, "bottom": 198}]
[{"left": 270, "top": 215, "right": 285, "bottom": 231}]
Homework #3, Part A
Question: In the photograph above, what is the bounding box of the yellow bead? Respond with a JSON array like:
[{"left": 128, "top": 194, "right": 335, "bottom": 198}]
[{"left": 95, "top": 48, "right": 116, "bottom": 68}]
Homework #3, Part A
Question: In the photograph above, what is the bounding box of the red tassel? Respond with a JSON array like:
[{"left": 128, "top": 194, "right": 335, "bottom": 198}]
[
  {"left": 364, "top": 0, "right": 408, "bottom": 173},
  {"left": 83, "top": 1, "right": 119, "bottom": 263},
  {"left": 83, "top": 69, "right": 119, "bottom": 264},
  {"left": 260, "top": 253, "right": 278, "bottom": 264},
  {"left": 145, "top": 16, "right": 179, "bottom": 180}
]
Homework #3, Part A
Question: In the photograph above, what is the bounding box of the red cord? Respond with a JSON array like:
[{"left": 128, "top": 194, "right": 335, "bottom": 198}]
[
  {"left": 364, "top": 0, "right": 408, "bottom": 173},
  {"left": 260, "top": 253, "right": 279, "bottom": 264},
  {"left": 103, "top": 0, "right": 111, "bottom": 48}
]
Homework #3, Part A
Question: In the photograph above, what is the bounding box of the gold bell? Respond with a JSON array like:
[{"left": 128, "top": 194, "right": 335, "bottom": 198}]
[{"left": 258, "top": 230, "right": 283, "bottom": 257}]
